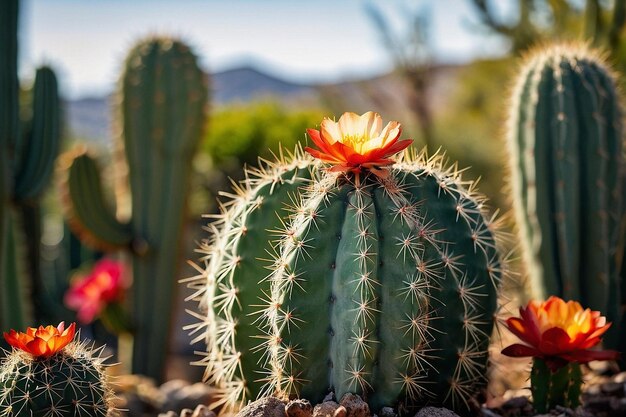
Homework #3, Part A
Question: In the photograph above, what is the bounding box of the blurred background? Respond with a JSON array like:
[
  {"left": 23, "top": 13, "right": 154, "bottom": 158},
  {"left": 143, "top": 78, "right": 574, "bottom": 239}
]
[{"left": 3, "top": 0, "right": 625, "bottom": 412}]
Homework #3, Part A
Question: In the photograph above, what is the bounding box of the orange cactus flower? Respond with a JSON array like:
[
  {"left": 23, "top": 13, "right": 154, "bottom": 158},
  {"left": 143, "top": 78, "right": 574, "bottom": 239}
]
[
  {"left": 502, "top": 296, "right": 619, "bottom": 370},
  {"left": 304, "top": 111, "right": 412, "bottom": 178},
  {"left": 3, "top": 322, "right": 76, "bottom": 358},
  {"left": 65, "top": 258, "right": 126, "bottom": 324}
]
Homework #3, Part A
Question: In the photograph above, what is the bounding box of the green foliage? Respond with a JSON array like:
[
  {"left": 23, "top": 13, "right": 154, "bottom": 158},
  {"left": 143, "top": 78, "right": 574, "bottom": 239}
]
[
  {"left": 0, "top": 341, "right": 114, "bottom": 416},
  {"left": 506, "top": 44, "right": 624, "bottom": 348},
  {"left": 63, "top": 36, "right": 209, "bottom": 381},
  {"left": 202, "top": 102, "right": 326, "bottom": 168},
  {"left": 188, "top": 150, "right": 504, "bottom": 415}
]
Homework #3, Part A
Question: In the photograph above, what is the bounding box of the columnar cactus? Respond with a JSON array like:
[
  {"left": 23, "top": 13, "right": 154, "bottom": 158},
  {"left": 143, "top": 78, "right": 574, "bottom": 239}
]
[
  {"left": 506, "top": 44, "right": 625, "bottom": 348},
  {"left": 188, "top": 113, "right": 505, "bottom": 415},
  {"left": 0, "top": 323, "right": 115, "bottom": 416},
  {"left": 0, "top": 0, "right": 63, "bottom": 329},
  {"left": 62, "top": 37, "right": 209, "bottom": 381}
]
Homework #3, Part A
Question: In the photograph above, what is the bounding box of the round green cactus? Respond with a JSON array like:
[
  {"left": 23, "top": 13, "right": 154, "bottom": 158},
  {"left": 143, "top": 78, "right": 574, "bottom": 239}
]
[
  {"left": 0, "top": 339, "right": 115, "bottom": 416},
  {"left": 188, "top": 138, "right": 505, "bottom": 415}
]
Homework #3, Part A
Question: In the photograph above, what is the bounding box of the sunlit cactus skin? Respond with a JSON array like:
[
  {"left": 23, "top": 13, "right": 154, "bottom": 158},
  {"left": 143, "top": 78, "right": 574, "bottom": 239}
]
[
  {"left": 188, "top": 148, "right": 504, "bottom": 415},
  {"left": 62, "top": 37, "right": 208, "bottom": 381},
  {"left": 0, "top": 0, "right": 63, "bottom": 329},
  {"left": 507, "top": 44, "right": 625, "bottom": 348},
  {"left": 0, "top": 341, "right": 115, "bottom": 417}
]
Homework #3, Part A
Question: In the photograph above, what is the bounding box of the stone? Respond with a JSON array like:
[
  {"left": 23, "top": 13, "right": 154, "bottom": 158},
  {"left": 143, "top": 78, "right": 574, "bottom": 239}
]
[
  {"left": 313, "top": 401, "right": 340, "bottom": 417},
  {"left": 414, "top": 407, "right": 460, "bottom": 417},
  {"left": 191, "top": 405, "right": 217, "bottom": 417},
  {"left": 601, "top": 382, "right": 625, "bottom": 396},
  {"left": 333, "top": 406, "right": 347, "bottom": 417},
  {"left": 236, "top": 397, "right": 287, "bottom": 417},
  {"left": 339, "top": 393, "right": 370, "bottom": 417},
  {"left": 378, "top": 407, "right": 396, "bottom": 417},
  {"left": 323, "top": 392, "right": 337, "bottom": 403},
  {"left": 501, "top": 396, "right": 529, "bottom": 410},
  {"left": 286, "top": 399, "right": 313, "bottom": 417}
]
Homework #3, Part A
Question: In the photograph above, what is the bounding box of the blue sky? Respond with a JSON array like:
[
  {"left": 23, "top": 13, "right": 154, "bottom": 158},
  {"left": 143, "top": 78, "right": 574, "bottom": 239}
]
[{"left": 21, "top": 0, "right": 511, "bottom": 98}]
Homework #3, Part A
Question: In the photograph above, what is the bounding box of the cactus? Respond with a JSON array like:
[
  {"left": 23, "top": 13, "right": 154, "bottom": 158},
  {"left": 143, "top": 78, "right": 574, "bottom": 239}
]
[
  {"left": 530, "top": 359, "right": 583, "bottom": 413},
  {"left": 0, "top": 0, "right": 63, "bottom": 329},
  {"left": 506, "top": 44, "right": 625, "bottom": 348},
  {"left": 187, "top": 140, "right": 504, "bottom": 415},
  {"left": 0, "top": 326, "right": 115, "bottom": 416},
  {"left": 62, "top": 37, "right": 208, "bottom": 381}
]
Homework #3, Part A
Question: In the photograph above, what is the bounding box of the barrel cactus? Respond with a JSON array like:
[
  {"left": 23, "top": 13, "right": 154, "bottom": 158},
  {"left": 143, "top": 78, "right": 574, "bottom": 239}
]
[
  {"left": 506, "top": 43, "right": 625, "bottom": 349},
  {"left": 0, "top": 322, "right": 115, "bottom": 416},
  {"left": 187, "top": 112, "right": 505, "bottom": 415}
]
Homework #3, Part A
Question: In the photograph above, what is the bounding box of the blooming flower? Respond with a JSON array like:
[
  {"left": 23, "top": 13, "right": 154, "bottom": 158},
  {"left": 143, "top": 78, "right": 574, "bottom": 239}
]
[
  {"left": 502, "top": 296, "right": 619, "bottom": 371},
  {"left": 3, "top": 322, "right": 76, "bottom": 358},
  {"left": 65, "top": 258, "right": 126, "bottom": 324},
  {"left": 304, "top": 111, "right": 412, "bottom": 178}
]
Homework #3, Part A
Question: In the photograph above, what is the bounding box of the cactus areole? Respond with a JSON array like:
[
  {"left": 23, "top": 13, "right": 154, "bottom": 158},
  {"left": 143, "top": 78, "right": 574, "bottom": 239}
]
[{"left": 188, "top": 112, "right": 503, "bottom": 415}]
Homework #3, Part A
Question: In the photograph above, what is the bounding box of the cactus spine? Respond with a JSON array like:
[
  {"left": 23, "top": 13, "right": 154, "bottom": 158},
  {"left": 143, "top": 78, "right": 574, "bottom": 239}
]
[
  {"left": 63, "top": 37, "right": 208, "bottom": 381},
  {"left": 507, "top": 44, "right": 625, "bottom": 347},
  {"left": 188, "top": 148, "right": 504, "bottom": 415},
  {"left": 0, "top": 0, "right": 63, "bottom": 329},
  {"left": 0, "top": 339, "right": 115, "bottom": 416}
]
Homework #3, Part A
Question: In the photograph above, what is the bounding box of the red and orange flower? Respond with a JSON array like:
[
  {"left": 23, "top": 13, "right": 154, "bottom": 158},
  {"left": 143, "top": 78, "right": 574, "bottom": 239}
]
[
  {"left": 305, "top": 111, "right": 412, "bottom": 178},
  {"left": 502, "top": 296, "right": 619, "bottom": 370},
  {"left": 65, "top": 258, "right": 126, "bottom": 324},
  {"left": 3, "top": 322, "right": 76, "bottom": 358}
]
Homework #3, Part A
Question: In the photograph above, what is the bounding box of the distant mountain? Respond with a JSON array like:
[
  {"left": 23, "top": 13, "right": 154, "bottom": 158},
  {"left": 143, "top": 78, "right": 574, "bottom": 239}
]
[
  {"left": 212, "top": 66, "right": 315, "bottom": 103},
  {"left": 64, "top": 64, "right": 460, "bottom": 143}
]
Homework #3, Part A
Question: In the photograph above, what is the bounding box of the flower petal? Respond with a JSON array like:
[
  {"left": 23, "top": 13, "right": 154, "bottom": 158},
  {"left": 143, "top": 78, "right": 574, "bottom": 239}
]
[{"left": 501, "top": 343, "right": 541, "bottom": 358}]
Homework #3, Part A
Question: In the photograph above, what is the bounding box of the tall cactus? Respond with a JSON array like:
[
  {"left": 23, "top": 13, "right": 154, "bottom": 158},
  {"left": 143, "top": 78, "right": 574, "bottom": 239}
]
[
  {"left": 506, "top": 44, "right": 625, "bottom": 348},
  {"left": 187, "top": 113, "right": 505, "bottom": 415},
  {"left": 62, "top": 37, "right": 208, "bottom": 381},
  {"left": 0, "top": 0, "right": 62, "bottom": 330}
]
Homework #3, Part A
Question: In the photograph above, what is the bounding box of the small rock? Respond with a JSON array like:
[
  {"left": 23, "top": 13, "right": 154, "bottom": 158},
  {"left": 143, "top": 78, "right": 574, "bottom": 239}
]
[
  {"left": 339, "top": 393, "right": 369, "bottom": 417},
  {"left": 584, "top": 395, "right": 613, "bottom": 411},
  {"left": 613, "top": 372, "right": 626, "bottom": 383},
  {"left": 333, "top": 406, "right": 347, "bottom": 417},
  {"left": 601, "top": 381, "right": 625, "bottom": 396},
  {"left": 323, "top": 392, "right": 337, "bottom": 403},
  {"left": 191, "top": 405, "right": 217, "bottom": 417},
  {"left": 314, "top": 401, "right": 340, "bottom": 417},
  {"left": 610, "top": 396, "right": 626, "bottom": 411},
  {"left": 501, "top": 396, "right": 529, "bottom": 410},
  {"left": 414, "top": 407, "right": 460, "bottom": 417},
  {"left": 236, "top": 397, "right": 287, "bottom": 417},
  {"left": 554, "top": 405, "right": 574, "bottom": 416},
  {"left": 572, "top": 407, "right": 594, "bottom": 417},
  {"left": 479, "top": 409, "right": 501, "bottom": 417},
  {"left": 379, "top": 407, "right": 396, "bottom": 417},
  {"left": 286, "top": 399, "right": 313, "bottom": 417}
]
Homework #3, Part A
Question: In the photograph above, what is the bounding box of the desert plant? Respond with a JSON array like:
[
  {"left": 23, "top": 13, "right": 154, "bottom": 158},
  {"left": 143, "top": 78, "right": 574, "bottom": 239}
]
[
  {"left": 0, "top": 322, "right": 115, "bottom": 416},
  {"left": 61, "top": 37, "right": 209, "bottom": 381},
  {"left": 506, "top": 43, "right": 625, "bottom": 349},
  {"left": 0, "top": 0, "right": 63, "bottom": 329},
  {"left": 187, "top": 112, "right": 505, "bottom": 415}
]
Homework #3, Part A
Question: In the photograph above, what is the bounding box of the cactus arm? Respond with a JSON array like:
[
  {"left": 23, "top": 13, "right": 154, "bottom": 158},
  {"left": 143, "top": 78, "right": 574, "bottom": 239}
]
[
  {"left": 64, "top": 152, "right": 133, "bottom": 250},
  {"left": 14, "top": 67, "right": 61, "bottom": 202},
  {"left": 0, "top": 218, "right": 28, "bottom": 330},
  {"left": 120, "top": 38, "right": 208, "bottom": 380},
  {"left": 0, "top": 0, "right": 19, "bottom": 152}
]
